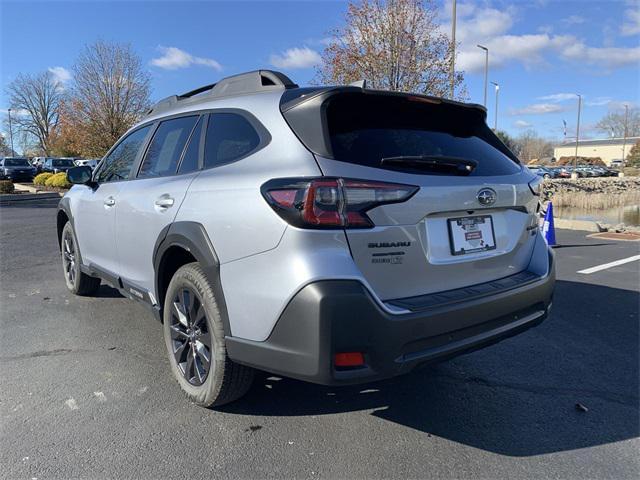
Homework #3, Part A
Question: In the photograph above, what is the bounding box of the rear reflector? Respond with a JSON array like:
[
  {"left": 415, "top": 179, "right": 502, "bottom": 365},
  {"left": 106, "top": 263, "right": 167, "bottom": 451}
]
[
  {"left": 262, "top": 177, "right": 418, "bottom": 229},
  {"left": 334, "top": 352, "right": 365, "bottom": 367}
]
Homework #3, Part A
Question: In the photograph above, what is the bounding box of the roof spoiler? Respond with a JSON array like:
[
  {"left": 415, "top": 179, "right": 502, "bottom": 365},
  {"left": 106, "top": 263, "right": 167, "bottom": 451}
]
[{"left": 147, "top": 70, "right": 298, "bottom": 116}]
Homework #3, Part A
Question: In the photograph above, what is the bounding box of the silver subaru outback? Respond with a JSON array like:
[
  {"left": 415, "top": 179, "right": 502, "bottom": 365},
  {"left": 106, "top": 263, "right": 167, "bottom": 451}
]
[{"left": 58, "top": 70, "right": 554, "bottom": 407}]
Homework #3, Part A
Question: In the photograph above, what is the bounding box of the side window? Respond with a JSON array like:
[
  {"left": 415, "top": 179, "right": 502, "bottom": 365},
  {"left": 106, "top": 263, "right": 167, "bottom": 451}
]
[
  {"left": 138, "top": 116, "right": 198, "bottom": 178},
  {"left": 96, "top": 126, "right": 151, "bottom": 183},
  {"left": 204, "top": 113, "right": 260, "bottom": 169},
  {"left": 178, "top": 116, "right": 204, "bottom": 175}
]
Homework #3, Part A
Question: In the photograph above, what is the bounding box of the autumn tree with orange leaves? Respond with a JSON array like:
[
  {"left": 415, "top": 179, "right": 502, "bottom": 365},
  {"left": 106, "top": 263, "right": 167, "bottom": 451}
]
[{"left": 316, "top": 0, "right": 465, "bottom": 99}]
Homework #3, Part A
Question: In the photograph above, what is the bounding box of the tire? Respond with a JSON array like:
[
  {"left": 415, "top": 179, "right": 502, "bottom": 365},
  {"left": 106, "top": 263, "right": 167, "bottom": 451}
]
[
  {"left": 543, "top": 174, "right": 551, "bottom": 179},
  {"left": 61, "top": 222, "right": 101, "bottom": 296},
  {"left": 163, "top": 262, "right": 254, "bottom": 407}
]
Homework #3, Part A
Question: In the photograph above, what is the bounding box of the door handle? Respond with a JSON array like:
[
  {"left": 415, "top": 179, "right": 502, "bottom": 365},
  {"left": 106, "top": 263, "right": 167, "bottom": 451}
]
[
  {"left": 104, "top": 196, "right": 116, "bottom": 207},
  {"left": 154, "top": 195, "right": 175, "bottom": 209}
]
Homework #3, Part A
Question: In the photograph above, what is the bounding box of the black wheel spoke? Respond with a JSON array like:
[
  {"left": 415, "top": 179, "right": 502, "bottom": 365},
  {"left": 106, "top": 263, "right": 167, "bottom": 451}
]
[
  {"left": 170, "top": 324, "right": 189, "bottom": 340},
  {"left": 174, "top": 340, "right": 189, "bottom": 363},
  {"left": 185, "top": 349, "right": 195, "bottom": 382},
  {"left": 192, "top": 305, "right": 206, "bottom": 328}
]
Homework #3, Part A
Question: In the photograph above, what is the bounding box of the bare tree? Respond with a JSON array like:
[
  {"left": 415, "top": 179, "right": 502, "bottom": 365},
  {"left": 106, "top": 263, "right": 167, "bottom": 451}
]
[
  {"left": 596, "top": 108, "right": 640, "bottom": 138},
  {"left": 316, "top": 0, "right": 465, "bottom": 98},
  {"left": 5, "top": 71, "right": 63, "bottom": 154},
  {"left": 513, "top": 130, "right": 554, "bottom": 163},
  {"left": 72, "top": 40, "right": 151, "bottom": 156}
]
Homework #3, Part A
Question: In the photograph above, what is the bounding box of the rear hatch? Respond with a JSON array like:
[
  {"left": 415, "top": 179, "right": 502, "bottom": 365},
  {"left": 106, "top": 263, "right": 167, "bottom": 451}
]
[{"left": 281, "top": 88, "right": 540, "bottom": 302}]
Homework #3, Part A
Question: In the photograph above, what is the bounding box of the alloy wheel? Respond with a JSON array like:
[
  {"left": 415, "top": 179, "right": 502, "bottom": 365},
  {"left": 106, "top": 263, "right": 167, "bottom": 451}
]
[
  {"left": 170, "top": 288, "right": 212, "bottom": 386},
  {"left": 62, "top": 231, "right": 77, "bottom": 287}
]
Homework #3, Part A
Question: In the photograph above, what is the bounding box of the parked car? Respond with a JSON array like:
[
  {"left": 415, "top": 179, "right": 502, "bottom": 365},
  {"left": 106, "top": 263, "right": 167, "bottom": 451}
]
[
  {"left": 0, "top": 157, "right": 36, "bottom": 182},
  {"left": 31, "top": 157, "right": 49, "bottom": 173},
  {"left": 75, "top": 158, "right": 100, "bottom": 169},
  {"left": 42, "top": 157, "right": 76, "bottom": 174},
  {"left": 548, "top": 166, "right": 571, "bottom": 178},
  {"left": 58, "top": 70, "right": 555, "bottom": 407},
  {"left": 528, "top": 165, "right": 556, "bottom": 179}
]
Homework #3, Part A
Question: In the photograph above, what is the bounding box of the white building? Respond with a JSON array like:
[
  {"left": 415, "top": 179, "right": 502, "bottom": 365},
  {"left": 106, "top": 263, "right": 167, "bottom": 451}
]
[{"left": 553, "top": 137, "right": 639, "bottom": 166}]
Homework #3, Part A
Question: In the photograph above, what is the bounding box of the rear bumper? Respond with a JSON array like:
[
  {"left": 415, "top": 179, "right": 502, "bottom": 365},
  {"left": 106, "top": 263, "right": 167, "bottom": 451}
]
[{"left": 227, "top": 248, "right": 555, "bottom": 385}]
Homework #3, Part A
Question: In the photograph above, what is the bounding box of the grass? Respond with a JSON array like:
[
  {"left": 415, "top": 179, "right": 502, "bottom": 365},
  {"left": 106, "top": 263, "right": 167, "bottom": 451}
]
[{"left": 550, "top": 191, "right": 640, "bottom": 209}]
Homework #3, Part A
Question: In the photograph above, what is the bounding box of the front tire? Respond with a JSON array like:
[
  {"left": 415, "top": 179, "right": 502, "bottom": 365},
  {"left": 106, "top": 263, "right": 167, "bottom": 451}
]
[
  {"left": 61, "top": 222, "right": 101, "bottom": 296},
  {"left": 163, "top": 262, "right": 254, "bottom": 407}
]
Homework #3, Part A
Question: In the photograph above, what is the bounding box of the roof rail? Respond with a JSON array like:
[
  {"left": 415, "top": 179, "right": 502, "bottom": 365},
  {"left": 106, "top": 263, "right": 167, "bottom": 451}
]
[{"left": 146, "top": 70, "right": 298, "bottom": 116}]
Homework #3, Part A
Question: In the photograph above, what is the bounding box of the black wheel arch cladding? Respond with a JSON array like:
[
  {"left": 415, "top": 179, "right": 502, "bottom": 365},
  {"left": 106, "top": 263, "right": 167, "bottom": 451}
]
[{"left": 153, "top": 221, "right": 231, "bottom": 336}]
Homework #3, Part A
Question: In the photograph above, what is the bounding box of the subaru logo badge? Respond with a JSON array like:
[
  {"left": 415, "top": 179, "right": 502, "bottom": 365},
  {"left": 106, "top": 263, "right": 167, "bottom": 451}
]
[{"left": 477, "top": 188, "right": 497, "bottom": 206}]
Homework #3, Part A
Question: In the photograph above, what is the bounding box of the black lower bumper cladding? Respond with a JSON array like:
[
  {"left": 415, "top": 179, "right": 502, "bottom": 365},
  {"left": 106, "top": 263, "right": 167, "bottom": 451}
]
[{"left": 226, "top": 261, "right": 555, "bottom": 386}]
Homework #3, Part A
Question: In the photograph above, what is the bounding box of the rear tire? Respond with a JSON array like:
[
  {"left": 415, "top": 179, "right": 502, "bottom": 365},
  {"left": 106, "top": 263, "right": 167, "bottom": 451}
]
[
  {"left": 163, "top": 262, "right": 254, "bottom": 407},
  {"left": 61, "top": 222, "right": 101, "bottom": 296}
]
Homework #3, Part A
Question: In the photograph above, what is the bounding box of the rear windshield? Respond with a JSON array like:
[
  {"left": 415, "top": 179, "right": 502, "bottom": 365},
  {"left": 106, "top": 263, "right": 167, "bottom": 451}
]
[
  {"left": 4, "top": 159, "right": 30, "bottom": 166},
  {"left": 325, "top": 93, "right": 520, "bottom": 176}
]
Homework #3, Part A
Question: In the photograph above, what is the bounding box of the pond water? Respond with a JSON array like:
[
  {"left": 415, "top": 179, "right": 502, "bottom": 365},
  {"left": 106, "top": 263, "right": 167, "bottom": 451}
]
[{"left": 554, "top": 205, "right": 640, "bottom": 226}]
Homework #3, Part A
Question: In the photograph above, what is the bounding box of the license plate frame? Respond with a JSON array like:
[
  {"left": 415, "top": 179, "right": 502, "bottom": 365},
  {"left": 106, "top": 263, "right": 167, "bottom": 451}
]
[{"left": 447, "top": 215, "right": 497, "bottom": 256}]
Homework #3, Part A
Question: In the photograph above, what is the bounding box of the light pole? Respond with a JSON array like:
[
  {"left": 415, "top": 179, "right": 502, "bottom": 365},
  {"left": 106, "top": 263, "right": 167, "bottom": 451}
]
[
  {"left": 477, "top": 44, "right": 488, "bottom": 107},
  {"left": 572, "top": 94, "right": 582, "bottom": 178},
  {"left": 7, "top": 108, "right": 14, "bottom": 155},
  {"left": 621, "top": 104, "right": 629, "bottom": 167},
  {"left": 450, "top": 0, "right": 457, "bottom": 99},
  {"left": 490, "top": 81, "right": 499, "bottom": 130}
]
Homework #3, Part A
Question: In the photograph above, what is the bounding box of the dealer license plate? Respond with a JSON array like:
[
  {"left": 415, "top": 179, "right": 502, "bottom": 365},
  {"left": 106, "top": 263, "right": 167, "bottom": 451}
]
[{"left": 447, "top": 215, "right": 496, "bottom": 256}]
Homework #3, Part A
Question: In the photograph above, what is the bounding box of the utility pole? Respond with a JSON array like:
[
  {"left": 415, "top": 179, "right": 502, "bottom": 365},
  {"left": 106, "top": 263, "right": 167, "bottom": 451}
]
[
  {"left": 7, "top": 108, "right": 14, "bottom": 155},
  {"left": 450, "top": 0, "right": 457, "bottom": 99},
  {"left": 572, "top": 94, "right": 582, "bottom": 178},
  {"left": 490, "top": 82, "right": 499, "bottom": 130},
  {"left": 477, "top": 45, "right": 488, "bottom": 107},
  {"left": 621, "top": 104, "right": 629, "bottom": 167}
]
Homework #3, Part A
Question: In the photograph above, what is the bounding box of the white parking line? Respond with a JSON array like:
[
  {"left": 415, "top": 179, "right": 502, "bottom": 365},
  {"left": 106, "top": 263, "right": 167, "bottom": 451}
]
[{"left": 577, "top": 255, "right": 640, "bottom": 274}]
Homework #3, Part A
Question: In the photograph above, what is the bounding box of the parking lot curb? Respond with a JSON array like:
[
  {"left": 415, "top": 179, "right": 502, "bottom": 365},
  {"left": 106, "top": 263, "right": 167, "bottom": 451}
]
[
  {"left": 554, "top": 218, "right": 601, "bottom": 233},
  {"left": 0, "top": 192, "right": 63, "bottom": 204}
]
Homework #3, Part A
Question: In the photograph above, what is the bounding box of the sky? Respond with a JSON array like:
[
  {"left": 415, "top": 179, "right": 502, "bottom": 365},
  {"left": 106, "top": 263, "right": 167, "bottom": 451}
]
[{"left": 1, "top": 0, "right": 639, "bottom": 144}]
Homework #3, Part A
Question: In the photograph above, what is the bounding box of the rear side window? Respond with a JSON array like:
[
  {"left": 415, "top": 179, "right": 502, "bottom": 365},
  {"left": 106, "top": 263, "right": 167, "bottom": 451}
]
[
  {"left": 293, "top": 92, "right": 521, "bottom": 177},
  {"left": 138, "top": 116, "right": 199, "bottom": 178},
  {"left": 204, "top": 113, "right": 260, "bottom": 169},
  {"left": 96, "top": 126, "right": 151, "bottom": 183}
]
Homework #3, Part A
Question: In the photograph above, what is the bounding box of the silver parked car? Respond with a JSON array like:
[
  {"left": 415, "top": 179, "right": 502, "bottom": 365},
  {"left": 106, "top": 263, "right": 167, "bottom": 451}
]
[{"left": 58, "top": 70, "right": 555, "bottom": 407}]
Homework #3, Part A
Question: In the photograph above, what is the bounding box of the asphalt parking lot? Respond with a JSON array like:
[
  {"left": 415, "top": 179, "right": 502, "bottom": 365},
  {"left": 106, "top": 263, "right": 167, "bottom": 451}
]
[{"left": 1, "top": 197, "right": 638, "bottom": 479}]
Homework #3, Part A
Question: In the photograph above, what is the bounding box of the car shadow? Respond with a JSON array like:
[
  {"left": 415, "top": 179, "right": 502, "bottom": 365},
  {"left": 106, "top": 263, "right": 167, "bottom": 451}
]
[
  {"left": 93, "top": 284, "right": 124, "bottom": 299},
  {"left": 220, "top": 280, "right": 639, "bottom": 457}
]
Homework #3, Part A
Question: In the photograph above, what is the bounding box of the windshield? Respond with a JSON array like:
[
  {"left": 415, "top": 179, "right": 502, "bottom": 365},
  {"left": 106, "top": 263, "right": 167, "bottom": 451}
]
[
  {"left": 325, "top": 93, "right": 521, "bottom": 176},
  {"left": 53, "top": 159, "right": 75, "bottom": 167},
  {"left": 4, "top": 159, "right": 30, "bottom": 167}
]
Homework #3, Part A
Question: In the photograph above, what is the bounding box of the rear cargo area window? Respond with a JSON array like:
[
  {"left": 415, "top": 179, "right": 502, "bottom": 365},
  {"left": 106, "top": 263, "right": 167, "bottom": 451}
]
[{"left": 325, "top": 93, "right": 520, "bottom": 176}]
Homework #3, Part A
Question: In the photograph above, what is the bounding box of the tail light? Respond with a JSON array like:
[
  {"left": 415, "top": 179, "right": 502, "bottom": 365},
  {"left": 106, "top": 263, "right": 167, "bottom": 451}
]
[{"left": 261, "top": 177, "right": 418, "bottom": 229}]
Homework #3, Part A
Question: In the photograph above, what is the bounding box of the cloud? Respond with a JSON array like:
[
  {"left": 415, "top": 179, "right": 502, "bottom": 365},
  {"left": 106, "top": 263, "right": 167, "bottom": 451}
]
[
  {"left": 622, "top": 7, "right": 640, "bottom": 36},
  {"left": 514, "top": 120, "right": 533, "bottom": 129},
  {"left": 48, "top": 66, "right": 71, "bottom": 85},
  {"left": 562, "top": 15, "right": 585, "bottom": 25},
  {"left": 537, "top": 93, "right": 577, "bottom": 103},
  {"left": 510, "top": 103, "right": 566, "bottom": 115},
  {"left": 150, "top": 46, "right": 222, "bottom": 71},
  {"left": 559, "top": 41, "right": 640, "bottom": 68},
  {"left": 585, "top": 97, "right": 613, "bottom": 107},
  {"left": 446, "top": 1, "right": 640, "bottom": 73},
  {"left": 269, "top": 47, "right": 321, "bottom": 69}
]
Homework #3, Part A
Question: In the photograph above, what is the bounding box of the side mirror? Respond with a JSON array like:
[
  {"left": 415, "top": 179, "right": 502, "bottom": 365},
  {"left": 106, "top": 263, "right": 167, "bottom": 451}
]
[{"left": 67, "top": 166, "right": 94, "bottom": 186}]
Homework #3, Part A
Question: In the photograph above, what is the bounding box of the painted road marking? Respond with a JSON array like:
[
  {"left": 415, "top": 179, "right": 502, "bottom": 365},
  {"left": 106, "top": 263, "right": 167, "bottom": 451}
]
[{"left": 577, "top": 254, "right": 640, "bottom": 275}]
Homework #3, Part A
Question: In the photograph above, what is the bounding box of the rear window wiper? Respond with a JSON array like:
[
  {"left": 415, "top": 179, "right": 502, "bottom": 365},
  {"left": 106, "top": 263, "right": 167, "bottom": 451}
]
[{"left": 380, "top": 155, "right": 477, "bottom": 175}]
